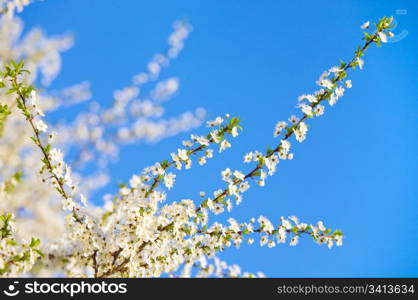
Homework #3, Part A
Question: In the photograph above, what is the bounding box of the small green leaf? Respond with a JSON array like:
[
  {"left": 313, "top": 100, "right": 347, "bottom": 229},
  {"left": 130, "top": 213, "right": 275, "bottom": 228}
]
[{"left": 29, "top": 237, "right": 41, "bottom": 248}]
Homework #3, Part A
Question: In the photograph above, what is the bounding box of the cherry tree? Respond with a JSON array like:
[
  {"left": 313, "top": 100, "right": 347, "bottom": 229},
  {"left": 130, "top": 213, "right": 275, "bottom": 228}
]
[{"left": 0, "top": 1, "right": 396, "bottom": 277}]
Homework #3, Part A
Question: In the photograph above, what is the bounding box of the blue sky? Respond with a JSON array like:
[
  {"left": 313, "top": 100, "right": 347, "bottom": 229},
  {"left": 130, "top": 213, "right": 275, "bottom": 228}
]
[{"left": 21, "top": 0, "right": 417, "bottom": 277}]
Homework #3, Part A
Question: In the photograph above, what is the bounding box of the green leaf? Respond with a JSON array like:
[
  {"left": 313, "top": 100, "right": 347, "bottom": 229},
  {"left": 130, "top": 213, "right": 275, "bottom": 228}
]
[
  {"left": 44, "top": 143, "right": 51, "bottom": 154},
  {"left": 29, "top": 237, "right": 41, "bottom": 248},
  {"left": 251, "top": 170, "right": 262, "bottom": 177},
  {"left": 6, "top": 240, "right": 18, "bottom": 246},
  {"left": 33, "top": 249, "right": 45, "bottom": 258},
  {"left": 0, "top": 104, "right": 12, "bottom": 137},
  {"left": 6, "top": 88, "right": 16, "bottom": 95}
]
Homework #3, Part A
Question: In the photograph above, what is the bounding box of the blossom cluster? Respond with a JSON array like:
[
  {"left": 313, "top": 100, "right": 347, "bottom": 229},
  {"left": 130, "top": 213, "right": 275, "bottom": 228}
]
[
  {"left": 1, "top": 63, "right": 86, "bottom": 217},
  {"left": 0, "top": 12, "right": 82, "bottom": 245},
  {"left": 0, "top": 12, "right": 203, "bottom": 249},
  {"left": 0, "top": 12, "right": 396, "bottom": 278},
  {"left": 0, "top": 0, "right": 33, "bottom": 17},
  {"left": 195, "top": 16, "right": 395, "bottom": 217},
  {"left": 0, "top": 213, "right": 43, "bottom": 276}
]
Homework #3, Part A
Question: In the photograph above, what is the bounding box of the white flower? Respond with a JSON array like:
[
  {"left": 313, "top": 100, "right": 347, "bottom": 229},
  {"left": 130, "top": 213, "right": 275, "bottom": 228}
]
[
  {"left": 243, "top": 152, "right": 253, "bottom": 163},
  {"left": 227, "top": 218, "right": 240, "bottom": 233},
  {"left": 328, "top": 66, "right": 342, "bottom": 74},
  {"left": 357, "top": 57, "right": 364, "bottom": 70},
  {"left": 307, "top": 94, "right": 318, "bottom": 103},
  {"left": 207, "top": 116, "right": 223, "bottom": 127},
  {"left": 171, "top": 153, "right": 179, "bottom": 162},
  {"left": 50, "top": 148, "right": 64, "bottom": 164},
  {"left": 206, "top": 198, "right": 214, "bottom": 210},
  {"left": 174, "top": 161, "right": 182, "bottom": 170},
  {"left": 185, "top": 159, "right": 192, "bottom": 169},
  {"left": 28, "top": 90, "right": 37, "bottom": 107},
  {"left": 317, "top": 221, "right": 326, "bottom": 231},
  {"left": 294, "top": 122, "right": 308, "bottom": 142},
  {"left": 378, "top": 31, "right": 387, "bottom": 43},
  {"left": 129, "top": 174, "right": 142, "bottom": 188},
  {"left": 198, "top": 157, "right": 206, "bottom": 166},
  {"left": 277, "top": 227, "right": 286, "bottom": 243},
  {"left": 213, "top": 204, "right": 224, "bottom": 215},
  {"left": 152, "top": 163, "right": 165, "bottom": 176},
  {"left": 299, "top": 104, "right": 313, "bottom": 116},
  {"left": 196, "top": 136, "right": 209, "bottom": 146},
  {"left": 345, "top": 80, "right": 352, "bottom": 88},
  {"left": 314, "top": 104, "right": 325, "bottom": 116},
  {"left": 281, "top": 217, "right": 292, "bottom": 229},
  {"left": 205, "top": 149, "right": 213, "bottom": 158},
  {"left": 298, "top": 94, "right": 317, "bottom": 103},
  {"left": 120, "top": 187, "right": 130, "bottom": 196},
  {"left": 327, "top": 239, "right": 334, "bottom": 249},
  {"left": 316, "top": 78, "right": 334, "bottom": 89},
  {"left": 258, "top": 216, "right": 274, "bottom": 233},
  {"left": 274, "top": 121, "right": 287, "bottom": 137},
  {"left": 360, "top": 21, "right": 370, "bottom": 29},
  {"left": 231, "top": 126, "right": 239, "bottom": 137},
  {"left": 46, "top": 130, "right": 55, "bottom": 141},
  {"left": 219, "top": 140, "right": 231, "bottom": 152},
  {"left": 295, "top": 131, "right": 304, "bottom": 142},
  {"left": 164, "top": 173, "right": 176, "bottom": 189},
  {"left": 63, "top": 165, "right": 73, "bottom": 187},
  {"left": 235, "top": 194, "right": 243, "bottom": 205},
  {"left": 210, "top": 130, "right": 222, "bottom": 143},
  {"left": 290, "top": 236, "right": 299, "bottom": 246},
  {"left": 260, "top": 236, "right": 268, "bottom": 246},
  {"left": 336, "top": 235, "right": 343, "bottom": 247},
  {"left": 253, "top": 151, "right": 262, "bottom": 161},
  {"left": 239, "top": 181, "right": 250, "bottom": 192},
  {"left": 61, "top": 197, "right": 75, "bottom": 211},
  {"left": 335, "top": 86, "right": 344, "bottom": 98},
  {"left": 259, "top": 170, "right": 266, "bottom": 181},
  {"left": 228, "top": 183, "right": 238, "bottom": 196},
  {"left": 265, "top": 156, "right": 278, "bottom": 175},
  {"left": 280, "top": 140, "right": 291, "bottom": 153},
  {"left": 329, "top": 93, "right": 337, "bottom": 106},
  {"left": 177, "top": 148, "right": 188, "bottom": 161},
  {"left": 288, "top": 115, "right": 299, "bottom": 124},
  {"left": 221, "top": 168, "right": 232, "bottom": 181},
  {"left": 233, "top": 170, "right": 245, "bottom": 181},
  {"left": 34, "top": 119, "right": 48, "bottom": 132},
  {"left": 182, "top": 140, "right": 193, "bottom": 147}
]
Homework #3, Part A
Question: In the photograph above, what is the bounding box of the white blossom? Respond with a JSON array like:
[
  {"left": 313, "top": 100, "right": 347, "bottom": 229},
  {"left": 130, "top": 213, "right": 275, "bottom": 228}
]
[
  {"left": 0, "top": 11, "right": 394, "bottom": 279},
  {"left": 361, "top": 21, "right": 370, "bottom": 29},
  {"left": 177, "top": 148, "right": 189, "bottom": 161},
  {"left": 233, "top": 170, "right": 245, "bottom": 181},
  {"left": 34, "top": 119, "right": 48, "bottom": 132},
  {"left": 164, "top": 173, "right": 176, "bottom": 189},
  {"left": 378, "top": 31, "right": 388, "bottom": 43},
  {"left": 219, "top": 139, "right": 231, "bottom": 152}
]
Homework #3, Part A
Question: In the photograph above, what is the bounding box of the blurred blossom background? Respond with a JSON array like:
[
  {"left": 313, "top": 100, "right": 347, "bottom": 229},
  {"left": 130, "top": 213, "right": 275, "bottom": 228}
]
[{"left": 10, "top": 0, "right": 418, "bottom": 276}]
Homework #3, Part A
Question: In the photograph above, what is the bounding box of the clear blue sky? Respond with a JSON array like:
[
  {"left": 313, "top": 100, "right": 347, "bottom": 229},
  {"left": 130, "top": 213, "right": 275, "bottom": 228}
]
[{"left": 21, "top": 0, "right": 417, "bottom": 277}]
